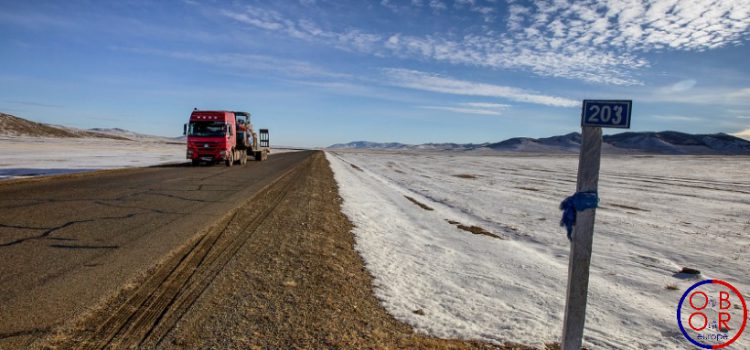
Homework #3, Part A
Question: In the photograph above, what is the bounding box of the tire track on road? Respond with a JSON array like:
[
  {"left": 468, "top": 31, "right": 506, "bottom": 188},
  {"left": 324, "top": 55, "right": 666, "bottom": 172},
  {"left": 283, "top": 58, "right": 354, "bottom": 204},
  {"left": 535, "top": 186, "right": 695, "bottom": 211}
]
[{"left": 62, "top": 156, "right": 311, "bottom": 350}]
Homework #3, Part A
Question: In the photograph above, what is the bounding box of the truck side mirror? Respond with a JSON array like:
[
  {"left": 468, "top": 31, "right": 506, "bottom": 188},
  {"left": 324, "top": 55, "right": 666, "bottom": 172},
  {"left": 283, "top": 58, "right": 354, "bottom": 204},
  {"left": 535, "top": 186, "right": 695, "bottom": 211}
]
[{"left": 183, "top": 123, "right": 187, "bottom": 136}]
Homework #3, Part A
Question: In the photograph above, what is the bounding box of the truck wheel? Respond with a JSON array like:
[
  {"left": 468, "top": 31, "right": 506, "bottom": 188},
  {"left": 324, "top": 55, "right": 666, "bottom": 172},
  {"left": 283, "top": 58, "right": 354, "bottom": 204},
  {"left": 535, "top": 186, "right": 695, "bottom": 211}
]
[
  {"left": 191, "top": 159, "right": 200, "bottom": 166},
  {"left": 225, "top": 152, "right": 233, "bottom": 167}
]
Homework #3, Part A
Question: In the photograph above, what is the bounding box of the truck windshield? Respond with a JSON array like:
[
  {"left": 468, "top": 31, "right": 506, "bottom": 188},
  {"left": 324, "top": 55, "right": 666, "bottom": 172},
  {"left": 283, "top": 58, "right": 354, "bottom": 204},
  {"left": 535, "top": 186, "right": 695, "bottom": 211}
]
[{"left": 188, "top": 121, "right": 226, "bottom": 137}]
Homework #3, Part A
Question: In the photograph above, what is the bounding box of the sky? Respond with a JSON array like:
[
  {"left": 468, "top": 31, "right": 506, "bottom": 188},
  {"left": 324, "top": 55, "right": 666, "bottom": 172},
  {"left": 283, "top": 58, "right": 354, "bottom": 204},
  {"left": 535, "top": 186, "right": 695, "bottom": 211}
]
[{"left": 1, "top": 0, "right": 750, "bottom": 147}]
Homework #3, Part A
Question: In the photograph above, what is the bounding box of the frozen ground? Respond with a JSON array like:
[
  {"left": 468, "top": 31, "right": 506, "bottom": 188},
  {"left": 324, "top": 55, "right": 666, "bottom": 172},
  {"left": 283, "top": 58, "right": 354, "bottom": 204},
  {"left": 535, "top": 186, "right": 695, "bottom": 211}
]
[
  {"left": 0, "top": 137, "right": 301, "bottom": 180},
  {"left": 326, "top": 150, "right": 750, "bottom": 349},
  {"left": 0, "top": 137, "right": 185, "bottom": 179}
]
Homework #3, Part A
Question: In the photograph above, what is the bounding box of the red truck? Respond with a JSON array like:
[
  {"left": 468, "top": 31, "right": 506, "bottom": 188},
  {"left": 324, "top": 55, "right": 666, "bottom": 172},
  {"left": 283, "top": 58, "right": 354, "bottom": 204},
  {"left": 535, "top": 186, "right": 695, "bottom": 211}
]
[{"left": 184, "top": 109, "right": 269, "bottom": 166}]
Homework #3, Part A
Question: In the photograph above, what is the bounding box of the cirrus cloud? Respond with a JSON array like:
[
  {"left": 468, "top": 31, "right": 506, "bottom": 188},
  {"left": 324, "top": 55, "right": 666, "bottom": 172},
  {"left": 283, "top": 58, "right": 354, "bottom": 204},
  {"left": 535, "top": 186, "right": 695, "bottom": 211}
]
[
  {"left": 383, "top": 68, "right": 578, "bottom": 107},
  {"left": 419, "top": 105, "right": 506, "bottom": 116}
]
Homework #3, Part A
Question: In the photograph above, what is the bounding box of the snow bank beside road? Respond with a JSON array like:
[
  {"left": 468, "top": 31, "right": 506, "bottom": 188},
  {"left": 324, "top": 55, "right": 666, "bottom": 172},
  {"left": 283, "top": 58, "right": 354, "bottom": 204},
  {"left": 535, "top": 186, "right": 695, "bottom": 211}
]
[
  {"left": 326, "top": 151, "right": 750, "bottom": 349},
  {"left": 326, "top": 152, "right": 565, "bottom": 348}
]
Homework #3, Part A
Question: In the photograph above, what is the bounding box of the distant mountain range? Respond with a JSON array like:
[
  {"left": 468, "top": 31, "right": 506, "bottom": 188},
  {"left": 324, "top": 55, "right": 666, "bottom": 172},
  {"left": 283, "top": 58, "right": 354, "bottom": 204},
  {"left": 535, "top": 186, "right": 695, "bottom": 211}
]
[
  {"left": 4, "top": 112, "right": 749, "bottom": 154},
  {"left": 0, "top": 113, "right": 180, "bottom": 143},
  {"left": 329, "top": 131, "right": 750, "bottom": 155}
]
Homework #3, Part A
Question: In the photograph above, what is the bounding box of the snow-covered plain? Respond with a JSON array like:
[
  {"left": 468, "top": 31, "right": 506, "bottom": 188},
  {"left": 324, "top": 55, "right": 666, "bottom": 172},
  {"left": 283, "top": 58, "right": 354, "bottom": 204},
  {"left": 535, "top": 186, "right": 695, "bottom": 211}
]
[
  {"left": 326, "top": 150, "right": 750, "bottom": 349},
  {"left": 0, "top": 137, "right": 185, "bottom": 179},
  {"left": 0, "top": 137, "right": 300, "bottom": 180}
]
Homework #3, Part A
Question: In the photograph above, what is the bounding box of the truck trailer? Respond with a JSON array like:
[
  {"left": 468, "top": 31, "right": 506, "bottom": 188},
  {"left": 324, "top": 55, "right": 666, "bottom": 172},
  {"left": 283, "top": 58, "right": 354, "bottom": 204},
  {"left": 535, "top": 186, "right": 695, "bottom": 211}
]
[{"left": 184, "top": 109, "right": 269, "bottom": 166}]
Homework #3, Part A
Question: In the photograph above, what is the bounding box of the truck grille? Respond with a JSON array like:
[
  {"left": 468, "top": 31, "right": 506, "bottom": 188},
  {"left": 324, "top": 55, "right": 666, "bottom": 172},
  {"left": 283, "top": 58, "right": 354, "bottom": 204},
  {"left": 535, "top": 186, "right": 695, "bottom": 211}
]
[{"left": 192, "top": 142, "right": 221, "bottom": 152}]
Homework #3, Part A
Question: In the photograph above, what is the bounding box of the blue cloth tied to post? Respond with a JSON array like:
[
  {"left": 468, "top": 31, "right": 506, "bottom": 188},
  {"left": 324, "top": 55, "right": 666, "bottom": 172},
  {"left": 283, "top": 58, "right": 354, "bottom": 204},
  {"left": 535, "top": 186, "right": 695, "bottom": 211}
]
[{"left": 559, "top": 192, "right": 599, "bottom": 240}]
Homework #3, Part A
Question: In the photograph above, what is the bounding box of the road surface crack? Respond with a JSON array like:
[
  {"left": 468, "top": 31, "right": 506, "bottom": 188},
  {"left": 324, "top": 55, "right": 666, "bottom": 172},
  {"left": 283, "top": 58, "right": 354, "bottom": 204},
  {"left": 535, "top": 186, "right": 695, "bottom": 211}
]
[{"left": 0, "top": 213, "right": 139, "bottom": 247}]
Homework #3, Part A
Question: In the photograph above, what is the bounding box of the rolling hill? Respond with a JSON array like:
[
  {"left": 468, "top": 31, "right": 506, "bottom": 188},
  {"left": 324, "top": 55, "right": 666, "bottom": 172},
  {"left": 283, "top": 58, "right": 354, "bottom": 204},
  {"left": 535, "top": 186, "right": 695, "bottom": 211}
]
[
  {"left": 0, "top": 113, "right": 176, "bottom": 142},
  {"left": 0, "top": 113, "right": 128, "bottom": 139},
  {"left": 329, "top": 131, "right": 750, "bottom": 155}
]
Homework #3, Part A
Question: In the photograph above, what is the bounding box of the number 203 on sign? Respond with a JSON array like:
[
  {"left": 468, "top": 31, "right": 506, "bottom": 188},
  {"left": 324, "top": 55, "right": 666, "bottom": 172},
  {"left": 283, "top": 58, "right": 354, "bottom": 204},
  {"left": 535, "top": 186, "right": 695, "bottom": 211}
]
[{"left": 581, "top": 100, "right": 632, "bottom": 129}]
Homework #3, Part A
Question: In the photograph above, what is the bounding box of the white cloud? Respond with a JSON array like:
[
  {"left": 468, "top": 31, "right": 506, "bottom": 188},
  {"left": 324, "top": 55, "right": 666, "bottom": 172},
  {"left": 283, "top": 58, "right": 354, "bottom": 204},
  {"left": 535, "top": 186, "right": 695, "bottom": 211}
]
[
  {"left": 667, "top": 79, "right": 697, "bottom": 92},
  {"left": 385, "top": 34, "right": 400, "bottom": 47},
  {"left": 429, "top": 0, "right": 447, "bottom": 11},
  {"left": 454, "top": 0, "right": 475, "bottom": 6},
  {"left": 334, "top": 30, "right": 382, "bottom": 52},
  {"left": 219, "top": 1, "right": 750, "bottom": 85},
  {"left": 460, "top": 102, "right": 510, "bottom": 109},
  {"left": 220, "top": 9, "right": 284, "bottom": 31},
  {"left": 382, "top": 33, "right": 649, "bottom": 85},
  {"left": 0, "top": 11, "right": 76, "bottom": 30},
  {"left": 384, "top": 68, "right": 578, "bottom": 107},
  {"left": 496, "top": 0, "right": 750, "bottom": 83},
  {"left": 453, "top": 0, "right": 494, "bottom": 21},
  {"left": 629, "top": 85, "right": 750, "bottom": 108},
  {"left": 220, "top": 7, "right": 382, "bottom": 53},
  {"left": 421, "top": 101, "right": 512, "bottom": 116},
  {"left": 380, "top": 0, "right": 399, "bottom": 12},
  {"left": 419, "top": 105, "right": 505, "bottom": 116},
  {"left": 116, "top": 47, "right": 349, "bottom": 79},
  {"left": 729, "top": 87, "right": 750, "bottom": 99},
  {"left": 733, "top": 128, "right": 750, "bottom": 140},
  {"left": 652, "top": 115, "right": 702, "bottom": 121}
]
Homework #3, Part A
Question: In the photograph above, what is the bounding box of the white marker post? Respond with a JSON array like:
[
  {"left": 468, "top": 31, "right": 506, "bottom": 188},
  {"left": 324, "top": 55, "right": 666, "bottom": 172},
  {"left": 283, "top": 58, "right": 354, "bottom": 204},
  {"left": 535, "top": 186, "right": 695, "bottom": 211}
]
[{"left": 561, "top": 100, "right": 631, "bottom": 350}]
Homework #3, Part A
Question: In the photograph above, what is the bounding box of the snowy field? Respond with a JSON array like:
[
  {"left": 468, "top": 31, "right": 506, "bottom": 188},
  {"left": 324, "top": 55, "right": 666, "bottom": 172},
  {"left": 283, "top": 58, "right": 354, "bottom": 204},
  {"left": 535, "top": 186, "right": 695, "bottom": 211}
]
[
  {"left": 0, "top": 137, "right": 301, "bottom": 180},
  {"left": 326, "top": 150, "right": 750, "bottom": 349},
  {"left": 0, "top": 137, "right": 186, "bottom": 179}
]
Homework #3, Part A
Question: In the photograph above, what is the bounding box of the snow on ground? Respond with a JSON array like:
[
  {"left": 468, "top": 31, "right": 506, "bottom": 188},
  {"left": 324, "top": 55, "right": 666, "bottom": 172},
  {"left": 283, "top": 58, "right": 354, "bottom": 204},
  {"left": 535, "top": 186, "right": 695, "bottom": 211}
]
[
  {"left": 0, "top": 137, "right": 185, "bottom": 179},
  {"left": 326, "top": 150, "right": 750, "bottom": 349},
  {"left": 270, "top": 147, "right": 309, "bottom": 154},
  {"left": 0, "top": 137, "right": 302, "bottom": 180}
]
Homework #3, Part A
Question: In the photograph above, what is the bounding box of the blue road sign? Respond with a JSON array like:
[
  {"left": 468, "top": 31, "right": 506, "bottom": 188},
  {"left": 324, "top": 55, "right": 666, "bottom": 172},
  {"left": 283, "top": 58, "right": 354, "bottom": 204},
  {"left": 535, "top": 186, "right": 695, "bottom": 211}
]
[{"left": 581, "top": 100, "right": 631, "bottom": 128}]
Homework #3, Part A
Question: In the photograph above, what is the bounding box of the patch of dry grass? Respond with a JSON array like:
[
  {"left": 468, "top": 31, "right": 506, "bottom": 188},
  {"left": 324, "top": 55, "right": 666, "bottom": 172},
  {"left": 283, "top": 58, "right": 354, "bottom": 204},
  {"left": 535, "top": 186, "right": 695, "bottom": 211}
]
[
  {"left": 516, "top": 187, "right": 540, "bottom": 192},
  {"left": 610, "top": 203, "right": 650, "bottom": 212},
  {"left": 445, "top": 219, "right": 502, "bottom": 239},
  {"left": 404, "top": 196, "right": 434, "bottom": 211}
]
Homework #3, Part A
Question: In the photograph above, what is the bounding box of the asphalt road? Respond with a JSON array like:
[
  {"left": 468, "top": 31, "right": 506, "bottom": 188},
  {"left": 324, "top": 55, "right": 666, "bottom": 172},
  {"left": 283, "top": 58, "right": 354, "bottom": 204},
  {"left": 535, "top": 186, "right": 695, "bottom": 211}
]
[{"left": 0, "top": 151, "right": 314, "bottom": 349}]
